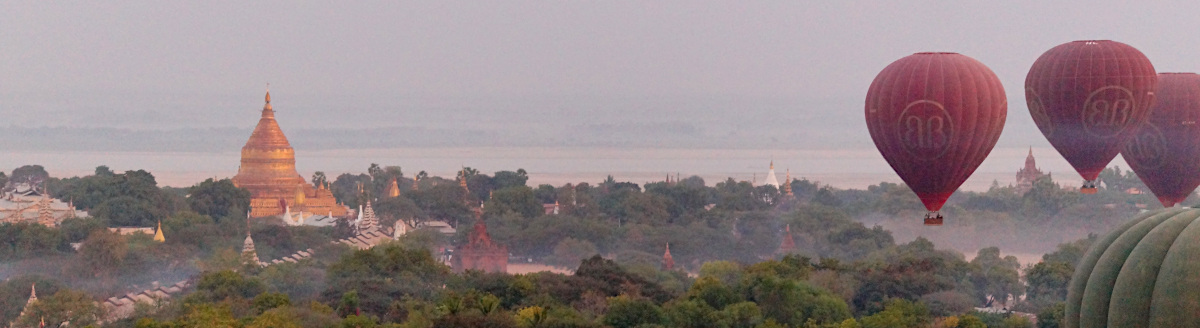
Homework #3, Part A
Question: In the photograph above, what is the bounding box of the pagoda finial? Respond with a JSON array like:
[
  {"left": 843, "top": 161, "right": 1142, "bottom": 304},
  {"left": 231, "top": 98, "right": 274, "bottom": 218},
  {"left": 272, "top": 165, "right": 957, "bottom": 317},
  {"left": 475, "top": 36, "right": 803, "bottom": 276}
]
[
  {"left": 263, "top": 84, "right": 273, "bottom": 113},
  {"left": 770, "top": 159, "right": 774, "bottom": 170},
  {"left": 29, "top": 283, "right": 36, "bottom": 301}
]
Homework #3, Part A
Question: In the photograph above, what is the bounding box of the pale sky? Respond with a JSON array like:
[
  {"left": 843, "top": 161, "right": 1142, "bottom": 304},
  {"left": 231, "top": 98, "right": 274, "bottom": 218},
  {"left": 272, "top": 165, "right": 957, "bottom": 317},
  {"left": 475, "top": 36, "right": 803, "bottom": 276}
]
[{"left": 3, "top": 1, "right": 1200, "bottom": 151}]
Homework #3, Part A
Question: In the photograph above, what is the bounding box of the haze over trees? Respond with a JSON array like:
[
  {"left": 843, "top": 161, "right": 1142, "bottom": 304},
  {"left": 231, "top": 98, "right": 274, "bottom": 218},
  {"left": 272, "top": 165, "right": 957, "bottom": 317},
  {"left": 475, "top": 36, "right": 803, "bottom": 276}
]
[{"left": 0, "top": 163, "right": 1153, "bottom": 327}]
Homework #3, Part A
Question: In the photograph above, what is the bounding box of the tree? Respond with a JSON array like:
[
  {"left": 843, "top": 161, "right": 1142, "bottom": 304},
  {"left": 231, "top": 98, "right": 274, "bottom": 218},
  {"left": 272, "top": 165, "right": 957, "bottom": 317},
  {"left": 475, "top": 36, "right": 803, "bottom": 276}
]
[
  {"left": 188, "top": 178, "right": 251, "bottom": 219},
  {"left": 1024, "top": 261, "right": 1073, "bottom": 302},
  {"left": 546, "top": 238, "right": 599, "bottom": 268},
  {"left": 859, "top": 299, "right": 929, "bottom": 328},
  {"left": 253, "top": 292, "right": 292, "bottom": 314},
  {"left": 664, "top": 299, "right": 719, "bottom": 328},
  {"left": 15, "top": 289, "right": 104, "bottom": 327},
  {"left": 485, "top": 186, "right": 543, "bottom": 218},
  {"left": 969, "top": 247, "right": 1023, "bottom": 307},
  {"left": 195, "top": 270, "right": 266, "bottom": 301},
  {"left": 92, "top": 196, "right": 165, "bottom": 227},
  {"left": 10, "top": 165, "right": 49, "bottom": 185},
  {"left": 75, "top": 230, "right": 128, "bottom": 277},
  {"left": 603, "top": 295, "right": 667, "bottom": 328},
  {"left": 1036, "top": 302, "right": 1065, "bottom": 328},
  {"left": 493, "top": 169, "right": 529, "bottom": 190},
  {"left": 312, "top": 171, "right": 328, "bottom": 187}
]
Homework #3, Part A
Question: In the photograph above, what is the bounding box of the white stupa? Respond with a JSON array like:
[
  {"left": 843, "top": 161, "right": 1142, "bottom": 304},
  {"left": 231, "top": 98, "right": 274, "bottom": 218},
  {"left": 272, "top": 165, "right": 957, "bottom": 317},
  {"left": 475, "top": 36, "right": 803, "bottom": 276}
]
[{"left": 764, "top": 160, "right": 780, "bottom": 188}]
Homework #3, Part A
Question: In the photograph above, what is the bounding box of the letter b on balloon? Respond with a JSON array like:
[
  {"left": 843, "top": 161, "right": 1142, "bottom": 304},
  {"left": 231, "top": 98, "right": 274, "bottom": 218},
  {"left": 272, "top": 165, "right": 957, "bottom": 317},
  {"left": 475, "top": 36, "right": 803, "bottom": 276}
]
[
  {"left": 1083, "top": 86, "right": 1137, "bottom": 138},
  {"left": 898, "top": 100, "right": 954, "bottom": 159}
]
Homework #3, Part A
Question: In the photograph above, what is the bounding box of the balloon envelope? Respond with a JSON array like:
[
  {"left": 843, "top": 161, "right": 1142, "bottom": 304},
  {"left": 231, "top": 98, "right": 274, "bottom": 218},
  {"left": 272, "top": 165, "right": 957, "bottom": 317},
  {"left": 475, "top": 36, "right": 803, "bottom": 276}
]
[
  {"left": 1026, "top": 40, "right": 1157, "bottom": 186},
  {"left": 1123, "top": 73, "right": 1200, "bottom": 207},
  {"left": 865, "top": 52, "right": 1007, "bottom": 216}
]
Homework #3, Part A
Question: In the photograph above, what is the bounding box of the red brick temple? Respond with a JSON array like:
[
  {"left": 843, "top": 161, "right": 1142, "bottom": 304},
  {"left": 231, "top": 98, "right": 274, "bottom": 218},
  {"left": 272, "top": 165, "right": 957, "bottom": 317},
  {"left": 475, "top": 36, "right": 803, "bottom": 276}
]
[
  {"left": 663, "top": 243, "right": 675, "bottom": 270},
  {"left": 778, "top": 224, "right": 797, "bottom": 255},
  {"left": 453, "top": 220, "right": 508, "bottom": 273}
]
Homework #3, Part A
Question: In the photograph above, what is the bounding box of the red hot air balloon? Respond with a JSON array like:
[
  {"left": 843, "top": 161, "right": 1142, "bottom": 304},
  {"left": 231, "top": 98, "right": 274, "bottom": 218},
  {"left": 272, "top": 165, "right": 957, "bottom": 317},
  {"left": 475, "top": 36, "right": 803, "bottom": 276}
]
[
  {"left": 1025, "top": 40, "right": 1157, "bottom": 194},
  {"left": 866, "top": 52, "right": 1007, "bottom": 225},
  {"left": 1123, "top": 73, "right": 1200, "bottom": 207}
]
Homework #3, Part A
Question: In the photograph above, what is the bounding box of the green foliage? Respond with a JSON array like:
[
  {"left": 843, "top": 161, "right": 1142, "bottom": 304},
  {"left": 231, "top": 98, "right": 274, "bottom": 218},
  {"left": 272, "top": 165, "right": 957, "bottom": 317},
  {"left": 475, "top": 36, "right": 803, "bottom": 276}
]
[
  {"left": 743, "top": 275, "right": 851, "bottom": 326},
  {"left": 1036, "top": 302, "right": 1064, "bottom": 328},
  {"left": 957, "top": 314, "right": 986, "bottom": 328},
  {"left": 194, "top": 270, "right": 267, "bottom": 301},
  {"left": 493, "top": 169, "right": 530, "bottom": 190},
  {"left": 858, "top": 299, "right": 929, "bottom": 328},
  {"left": 574, "top": 255, "right": 675, "bottom": 303},
  {"left": 253, "top": 292, "right": 292, "bottom": 314},
  {"left": 603, "top": 295, "right": 667, "bottom": 328},
  {"left": 664, "top": 299, "right": 719, "bottom": 328},
  {"left": 1024, "top": 260, "right": 1072, "bottom": 302},
  {"left": 0, "top": 223, "right": 70, "bottom": 261},
  {"left": 688, "top": 276, "right": 742, "bottom": 310},
  {"left": 187, "top": 178, "right": 251, "bottom": 219},
  {"left": 10, "top": 165, "right": 49, "bottom": 185},
  {"left": 324, "top": 244, "right": 453, "bottom": 317},
  {"left": 93, "top": 196, "right": 168, "bottom": 227},
  {"left": 0, "top": 277, "right": 64, "bottom": 324},
  {"left": 968, "top": 247, "right": 1023, "bottom": 307},
  {"left": 546, "top": 237, "right": 598, "bottom": 268},
  {"left": 16, "top": 289, "right": 104, "bottom": 327},
  {"left": 486, "top": 186, "right": 543, "bottom": 218},
  {"left": 853, "top": 237, "right": 968, "bottom": 314},
  {"left": 74, "top": 230, "right": 128, "bottom": 277}
]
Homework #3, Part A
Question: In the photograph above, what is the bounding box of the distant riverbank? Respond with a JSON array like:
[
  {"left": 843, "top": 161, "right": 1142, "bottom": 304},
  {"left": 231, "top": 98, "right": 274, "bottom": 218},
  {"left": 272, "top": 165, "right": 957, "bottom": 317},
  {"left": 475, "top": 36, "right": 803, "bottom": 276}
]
[{"left": 1, "top": 146, "right": 1089, "bottom": 191}]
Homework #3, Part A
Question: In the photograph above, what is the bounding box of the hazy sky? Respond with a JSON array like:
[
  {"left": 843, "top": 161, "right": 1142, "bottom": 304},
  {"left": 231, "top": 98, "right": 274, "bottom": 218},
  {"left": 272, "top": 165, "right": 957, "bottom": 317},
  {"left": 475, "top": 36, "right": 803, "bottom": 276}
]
[{"left": 4, "top": 1, "right": 1200, "bottom": 150}]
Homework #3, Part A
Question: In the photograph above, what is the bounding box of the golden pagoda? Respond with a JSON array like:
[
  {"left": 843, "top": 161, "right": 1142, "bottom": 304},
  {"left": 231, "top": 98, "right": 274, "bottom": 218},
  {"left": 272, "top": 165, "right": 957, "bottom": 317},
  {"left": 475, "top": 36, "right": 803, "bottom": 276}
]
[
  {"left": 153, "top": 220, "right": 165, "bottom": 242},
  {"left": 233, "top": 90, "right": 349, "bottom": 218}
]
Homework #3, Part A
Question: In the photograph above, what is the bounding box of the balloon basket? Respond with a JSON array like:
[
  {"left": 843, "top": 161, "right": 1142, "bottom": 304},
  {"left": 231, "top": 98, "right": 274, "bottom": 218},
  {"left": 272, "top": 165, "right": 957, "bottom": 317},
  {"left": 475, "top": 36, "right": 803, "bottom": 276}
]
[
  {"left": 923, "top": 212, "right": 943, "bottom": 226},
  {"left": 1081, "top": 180, "right": 1098, "bottom": 194}
]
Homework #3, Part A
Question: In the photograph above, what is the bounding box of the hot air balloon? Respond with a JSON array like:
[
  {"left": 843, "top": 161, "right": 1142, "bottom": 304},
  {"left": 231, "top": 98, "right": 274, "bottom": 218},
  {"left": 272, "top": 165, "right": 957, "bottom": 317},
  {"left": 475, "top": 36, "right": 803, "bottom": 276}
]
[
  {"left": 1122, "top": 73, "right": 1200, "bottom": 207},
  {"left": 866, "top": 52, "right": 1007, "bottom": 225},
  {"left": 1026, "top": 40, "right": 1157, "bottom": 194}
]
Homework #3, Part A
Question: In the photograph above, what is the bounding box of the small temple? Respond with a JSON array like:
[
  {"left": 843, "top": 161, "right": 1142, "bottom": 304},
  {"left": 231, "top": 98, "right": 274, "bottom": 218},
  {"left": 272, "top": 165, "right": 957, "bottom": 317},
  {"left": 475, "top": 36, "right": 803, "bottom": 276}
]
[
  {"left": 778, "top": 224, "right": 797, "bottom": 255},
  {"left": 356, "top": 201, "right": 379, "bottom": 233},
  {"left": 153, "top": 221, "right": 165, "bottom": 242},
  {"left": 386, "top": 178, "right": 401, "bottom": 198},
  {"left": 12, "top": 283, "right": 36, "bottom": 326},
  {"left": 232, "top": 90, "right": 349, "bottom": 218},
  {"left": 0, "top": 183, "right": 88, "bottom": 227},
  {"left": 782, "top": 169, "right": 793, "bottom": 197},
  {"left": 1015, "top": 147, "right": 1049, "bottom": 193},
  {"left": 764, "top": 161, "right": 780, "bottom": 188},
  {"left": 453, "top": 220, "right": 508, "bottom": 273},
  {"left": 242, "top": 218, "right": 262, "bottom": 267},
  {"left": 663, "top": 243, "right": 675, "bottom": 270}
]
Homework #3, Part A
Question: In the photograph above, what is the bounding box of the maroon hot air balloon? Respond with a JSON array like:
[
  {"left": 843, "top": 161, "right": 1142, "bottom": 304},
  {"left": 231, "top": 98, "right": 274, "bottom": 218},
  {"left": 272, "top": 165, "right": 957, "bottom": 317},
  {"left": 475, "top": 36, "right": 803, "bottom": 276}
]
[
  {"left": 866, "top": 52, "right": 1007, "bottom": 225},
  {"left": 1122, "top": 73, "right": 1200, "bottom": 207},
  {"left": 1025, "top": 40, "right": 1157, "bottom": 194}
]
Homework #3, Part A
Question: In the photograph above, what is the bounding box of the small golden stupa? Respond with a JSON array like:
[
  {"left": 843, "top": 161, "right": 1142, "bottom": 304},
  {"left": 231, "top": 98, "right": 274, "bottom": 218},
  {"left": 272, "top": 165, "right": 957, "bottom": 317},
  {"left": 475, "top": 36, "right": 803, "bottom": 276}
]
[{"left": 232, "top": 89, "right": 349, "bottom": 218}]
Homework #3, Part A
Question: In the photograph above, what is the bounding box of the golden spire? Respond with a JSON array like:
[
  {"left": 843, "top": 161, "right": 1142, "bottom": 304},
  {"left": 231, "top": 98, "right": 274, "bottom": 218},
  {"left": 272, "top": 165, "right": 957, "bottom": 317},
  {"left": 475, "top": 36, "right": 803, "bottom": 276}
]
[
  {"left": 153, "top": 221, "right": 165, "bottom": 242},
  {"left": 387, "top": 178, "right": 400, "bottom": 198},
  {"left": 770, "top": 160, "right": 774, "bottom": 170}
]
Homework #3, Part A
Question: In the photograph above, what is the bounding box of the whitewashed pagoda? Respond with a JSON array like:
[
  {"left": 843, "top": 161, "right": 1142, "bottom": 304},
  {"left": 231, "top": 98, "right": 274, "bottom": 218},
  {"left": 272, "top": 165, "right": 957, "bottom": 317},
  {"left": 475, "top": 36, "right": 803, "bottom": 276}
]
[{"left": 764, "top": 160, "right": 780, "bottom": 188}]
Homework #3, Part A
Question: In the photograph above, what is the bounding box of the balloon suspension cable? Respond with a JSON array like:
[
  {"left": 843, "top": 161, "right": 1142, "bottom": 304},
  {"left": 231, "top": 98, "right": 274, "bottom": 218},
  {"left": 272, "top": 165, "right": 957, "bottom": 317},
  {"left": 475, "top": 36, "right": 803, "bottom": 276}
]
[
  {"left": 923, "top": 211, "right": 943, "bottom": 226},
  {"left": 1081, "top": 180, "right": 1098, "bottom": 194}
]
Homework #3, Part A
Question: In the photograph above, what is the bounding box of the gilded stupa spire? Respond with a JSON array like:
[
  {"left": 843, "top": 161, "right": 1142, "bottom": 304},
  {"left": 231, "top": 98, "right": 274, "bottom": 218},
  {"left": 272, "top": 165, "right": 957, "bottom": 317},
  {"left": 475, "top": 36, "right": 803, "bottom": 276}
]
[
  {"left": 153, "top": 220, "right": 165, "bottom": 242},
  {"left": 232, "top": 88, "right": 306, "bottom": 202}
]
